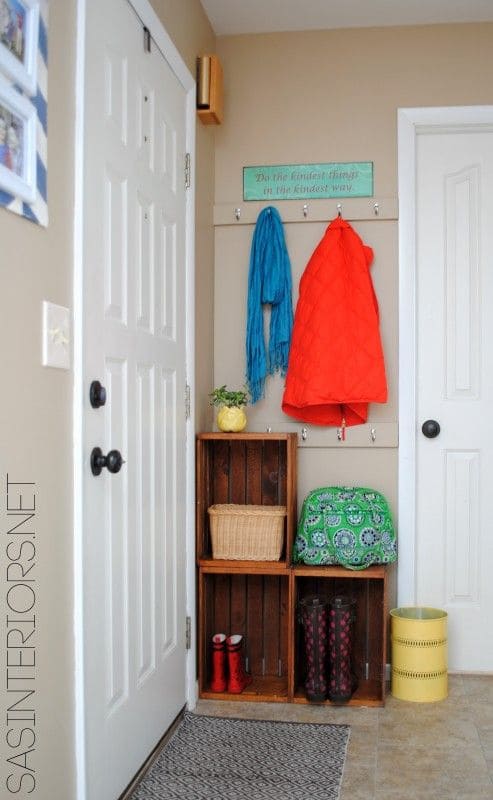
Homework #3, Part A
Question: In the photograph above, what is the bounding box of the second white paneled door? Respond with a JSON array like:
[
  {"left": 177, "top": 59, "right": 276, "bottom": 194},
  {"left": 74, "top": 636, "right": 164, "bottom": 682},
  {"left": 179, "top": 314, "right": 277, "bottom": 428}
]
[{"left": 415, "top": 122, "right": 493, "bottom": 671}]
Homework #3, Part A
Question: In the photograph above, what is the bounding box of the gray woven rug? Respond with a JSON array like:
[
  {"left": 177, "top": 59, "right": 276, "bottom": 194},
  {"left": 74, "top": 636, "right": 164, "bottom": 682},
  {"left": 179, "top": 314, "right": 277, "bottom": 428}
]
[{"left": 131, "top": 712, "right": 350, "bottom": 800}]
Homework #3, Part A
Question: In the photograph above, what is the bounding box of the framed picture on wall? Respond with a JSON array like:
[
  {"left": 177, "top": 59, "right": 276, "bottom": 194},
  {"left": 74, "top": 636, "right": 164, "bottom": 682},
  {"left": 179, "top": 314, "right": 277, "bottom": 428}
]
[
  {"left": 0, "top": 77, "right": 36, "bottom": 202},
  {"left": 0, "top": 0, "right": 39, "bottom": 95}
]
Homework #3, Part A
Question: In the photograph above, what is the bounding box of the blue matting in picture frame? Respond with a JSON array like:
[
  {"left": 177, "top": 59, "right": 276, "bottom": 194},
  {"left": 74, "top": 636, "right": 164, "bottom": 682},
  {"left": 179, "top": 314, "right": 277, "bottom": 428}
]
[{"left": 0, "top": 0, "right": 48, "bottom": 226}]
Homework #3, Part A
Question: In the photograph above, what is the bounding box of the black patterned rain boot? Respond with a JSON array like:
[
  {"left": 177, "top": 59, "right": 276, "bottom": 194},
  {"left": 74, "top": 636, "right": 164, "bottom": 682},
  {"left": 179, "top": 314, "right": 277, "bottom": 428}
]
[
  {"left": 328, "top": 596, "right": 357, "bottom": 703},
  {"left": 298, "top": 595, "right": 329, "bottom": 702}
]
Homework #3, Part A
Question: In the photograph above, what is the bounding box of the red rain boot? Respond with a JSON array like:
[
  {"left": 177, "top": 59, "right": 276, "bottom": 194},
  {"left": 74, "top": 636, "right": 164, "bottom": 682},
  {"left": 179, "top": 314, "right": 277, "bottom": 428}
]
[
  {"left": 226, "top": 634, "right": 252, "bottom": 694},
  {"left": 210, "top": 633, "right": 227, "bottom": 692}
]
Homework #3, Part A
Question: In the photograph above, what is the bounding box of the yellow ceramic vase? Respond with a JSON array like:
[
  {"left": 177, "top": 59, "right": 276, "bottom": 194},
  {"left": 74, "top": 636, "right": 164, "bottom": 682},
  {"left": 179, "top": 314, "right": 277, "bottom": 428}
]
[{"left": 217, "top": 405, "right": 247, "bottom": 432}]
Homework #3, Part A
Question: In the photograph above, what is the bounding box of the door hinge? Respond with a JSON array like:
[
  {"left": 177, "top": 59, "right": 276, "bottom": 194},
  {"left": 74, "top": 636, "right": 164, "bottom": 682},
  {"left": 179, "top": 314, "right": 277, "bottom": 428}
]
[
  {"left": 185, "top": 616, "right": 192, "bottom": 650},
  {"left": 143, "top": 26, "right": 151, "bottom": 53},
  {"left": 185, "top": 153, "right": 191, "bottom": 189},
  {"left": 185, "top": 382, "right": 191, "bottom": 420}
]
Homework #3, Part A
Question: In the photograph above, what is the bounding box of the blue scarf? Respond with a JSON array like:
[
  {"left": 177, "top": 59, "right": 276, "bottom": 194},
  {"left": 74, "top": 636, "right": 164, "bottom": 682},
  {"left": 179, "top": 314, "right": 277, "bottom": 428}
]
[{"left": 246, "top": 207, "right": 293, "bottom": 403}]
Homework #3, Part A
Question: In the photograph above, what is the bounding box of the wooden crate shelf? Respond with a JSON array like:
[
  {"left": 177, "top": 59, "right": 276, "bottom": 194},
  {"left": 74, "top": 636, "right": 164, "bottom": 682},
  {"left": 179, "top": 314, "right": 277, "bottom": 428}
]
[
  {"left": 196, "top": 433, "right": 297, "bottom": 565},
  {"left": 293, "top": 570, "right": 388, "bottom": 707},
  {"left": 198, "top": 571, "right": 292, "bottom": 703},
  {"left": 196, "top": 432, "right": 388, "bottom": 707}
]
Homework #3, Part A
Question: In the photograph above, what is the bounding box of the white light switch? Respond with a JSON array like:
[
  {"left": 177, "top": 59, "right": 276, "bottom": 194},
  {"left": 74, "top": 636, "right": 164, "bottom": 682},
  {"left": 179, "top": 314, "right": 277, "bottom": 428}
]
[{"left": 42, "top": 301, "right": 71, "bottom": 369}]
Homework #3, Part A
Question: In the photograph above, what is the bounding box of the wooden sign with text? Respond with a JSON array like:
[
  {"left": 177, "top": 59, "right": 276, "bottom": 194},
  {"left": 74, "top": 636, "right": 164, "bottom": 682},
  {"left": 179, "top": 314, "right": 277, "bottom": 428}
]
[{"left": 243, "top": 162, "right": 373, "bottom": 201}]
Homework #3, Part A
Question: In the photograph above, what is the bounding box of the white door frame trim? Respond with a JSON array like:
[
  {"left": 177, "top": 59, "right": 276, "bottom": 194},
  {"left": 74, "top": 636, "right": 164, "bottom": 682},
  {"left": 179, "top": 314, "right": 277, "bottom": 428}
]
[
  {"left": 73, "top": 2, "right": 196, "bottom": 797},
  {"left": 397, "top": 105, "right": 493, "bottom": 607}
]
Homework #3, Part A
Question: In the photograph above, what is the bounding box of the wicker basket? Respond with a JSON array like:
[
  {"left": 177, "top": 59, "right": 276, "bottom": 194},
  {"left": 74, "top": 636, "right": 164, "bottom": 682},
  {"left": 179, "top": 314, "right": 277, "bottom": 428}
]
[{"left": 208, "top": 504, "right": 286, "bottom": 561}]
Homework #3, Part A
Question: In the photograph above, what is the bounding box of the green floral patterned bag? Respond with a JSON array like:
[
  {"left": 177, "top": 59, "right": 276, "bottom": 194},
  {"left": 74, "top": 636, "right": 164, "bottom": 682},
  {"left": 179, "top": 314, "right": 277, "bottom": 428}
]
[{"left": 293, "top": 487, "right": 396, "bottom": 570}]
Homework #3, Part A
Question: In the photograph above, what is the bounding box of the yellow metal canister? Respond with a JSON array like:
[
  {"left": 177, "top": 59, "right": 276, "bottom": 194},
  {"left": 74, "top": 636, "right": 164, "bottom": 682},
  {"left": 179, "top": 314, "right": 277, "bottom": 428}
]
[{"left": 390, "top": 607, "right": 448, "bottom": 702}]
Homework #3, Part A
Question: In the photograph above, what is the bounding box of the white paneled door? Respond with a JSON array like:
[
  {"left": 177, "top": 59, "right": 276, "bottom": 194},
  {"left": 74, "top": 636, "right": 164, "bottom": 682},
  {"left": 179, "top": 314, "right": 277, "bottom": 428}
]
[
  {"left": 81, "top": 0, "right": 189, "bottom": 797},
  {"left": 415, "top": 124, "right": 493, "bottom": 671}
]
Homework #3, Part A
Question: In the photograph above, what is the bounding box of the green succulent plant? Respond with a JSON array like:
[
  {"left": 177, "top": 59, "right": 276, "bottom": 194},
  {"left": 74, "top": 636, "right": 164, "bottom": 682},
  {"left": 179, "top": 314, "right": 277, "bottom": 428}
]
[{"left": 209, "top": 385, "right": 249, "bottom": 408}]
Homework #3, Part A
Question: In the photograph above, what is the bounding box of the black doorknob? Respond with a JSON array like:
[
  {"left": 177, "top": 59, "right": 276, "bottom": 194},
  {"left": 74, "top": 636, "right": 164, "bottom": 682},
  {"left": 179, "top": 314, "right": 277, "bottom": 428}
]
[
  {"left": 91, "top": 447, "right": 125, "bottom": 476},
  {"left": 421, "top": 420, "right": 440, "bottom": 438},
  {"left": 89, "top": 380, "right": 107, "bottom": 408}
]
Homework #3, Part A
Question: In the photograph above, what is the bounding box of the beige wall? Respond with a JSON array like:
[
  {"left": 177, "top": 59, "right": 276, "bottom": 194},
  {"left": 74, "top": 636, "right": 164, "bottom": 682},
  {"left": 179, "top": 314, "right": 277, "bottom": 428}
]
[
  {"left": 215, "top": 24, "right": 493, "bottom": 198},
  {"left": 0, "top": 1, "right": 78, "bottom": 797},
  {"left": 0, "top": 1, "right": 215, "bottom": 798},
  {"left": 214, "top": 23, "right": 493, "bottom": 606}
]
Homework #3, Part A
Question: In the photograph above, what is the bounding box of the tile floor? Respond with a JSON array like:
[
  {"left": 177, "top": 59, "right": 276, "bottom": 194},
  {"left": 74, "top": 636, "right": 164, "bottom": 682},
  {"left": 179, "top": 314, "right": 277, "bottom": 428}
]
[{"left": 195, "top": 674, "right": 493, "bottom": 800}]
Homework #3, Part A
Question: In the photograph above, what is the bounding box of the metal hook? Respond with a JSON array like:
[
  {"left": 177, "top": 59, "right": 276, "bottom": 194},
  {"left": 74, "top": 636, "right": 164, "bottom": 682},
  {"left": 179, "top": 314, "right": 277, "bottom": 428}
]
[
  {"left": 373, "top": 202, "right": 379, "bottom": 216},
  {"left": 301, "top": 426, "right": 308, "bottom": 441},
  {"left": 302, "top": 203, "right": 308, "bottom": 218},
  {"left": 234, "top": 207, "right": 241, "bottom": 221},
  {"left": 337, "top": 203, "right": 342, "bottom": 218},
  {"left": 370, "top": 427, "right": 377, "bottom": 443}
]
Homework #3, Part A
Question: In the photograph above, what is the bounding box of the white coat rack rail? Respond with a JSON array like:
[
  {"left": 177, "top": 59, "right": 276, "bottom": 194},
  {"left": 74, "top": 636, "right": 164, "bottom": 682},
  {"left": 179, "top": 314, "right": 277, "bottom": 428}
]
[
  {"left": 213, "top": 196, "right": 398, "bottom": 226},
  {"left": 250, "top": 420, "right": 398, "bottom": 449}
]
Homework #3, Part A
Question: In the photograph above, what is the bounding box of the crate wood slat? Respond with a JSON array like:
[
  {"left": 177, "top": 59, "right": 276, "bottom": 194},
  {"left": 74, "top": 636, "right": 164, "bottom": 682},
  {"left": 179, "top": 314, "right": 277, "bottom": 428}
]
[
  {"left": 246, "top": 440, "right": 263, "bottom": 503},
  {"left": 261, "top": 439, "right": 281, "bottom": 506},
  {"left": 285, "top": 435, "right": 298, "bottom": 565},
  {"left": 195, "top": 438, "right": 209, "bottom": 565},
  {"left": 351, "top": 579, "right": 370, "bottom": 682},
  {"left": 230, "top": 440, "right": 247, "bottom": 503},
  {"left": 213, "top": 439, "right": 230, "bottom": 503},
  {"left": 287, "top": 571, "right": 296, "bottom": 699},
  {"left": 246, "top": 575, "right": 264, "bottom": 677},
  {"left": 368, "top": 581, "right": 388, "bottom": 702},
  {"left": 213, "top": 574, "right": 231, "bottom": 639},
  {"left": 279, "top": 577, "right": 289, "bottom": 681},
  {"left": 263, "top": 577, "right": 281, "bottom": 677},
  {"left": 292, "top": 564, "right": 386, "bottom": 578},
  {"left": 199, "top": 558, "right": 289, "bottom": 574},
  {"left": 198, "top": 569, "right": 207, "bottom": 694},
  {"left": 230, "top": 573, "right": 247, "bottom": 634},
  {"left": 368, "top": 578, "right": 384, "bottom": 687},
  {"left": 197, "top": 432, "right": 295, "bottom": 440},
  {"left": 200, "top": 675, "right": 289, "bottom": 703}
]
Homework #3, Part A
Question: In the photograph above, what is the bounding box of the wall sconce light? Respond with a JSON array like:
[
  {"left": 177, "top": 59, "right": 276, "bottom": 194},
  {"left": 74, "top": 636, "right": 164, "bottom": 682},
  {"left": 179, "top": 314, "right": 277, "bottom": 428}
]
[{"left": 196, "top": 55, "right": 223, "bottom": 125}]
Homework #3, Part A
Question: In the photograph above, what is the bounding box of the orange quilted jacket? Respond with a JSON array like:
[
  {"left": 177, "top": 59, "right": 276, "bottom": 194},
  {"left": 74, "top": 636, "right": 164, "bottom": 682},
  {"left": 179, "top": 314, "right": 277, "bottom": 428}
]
[{"left": 282, "top": 217, "right": 387, "bottom": 427}]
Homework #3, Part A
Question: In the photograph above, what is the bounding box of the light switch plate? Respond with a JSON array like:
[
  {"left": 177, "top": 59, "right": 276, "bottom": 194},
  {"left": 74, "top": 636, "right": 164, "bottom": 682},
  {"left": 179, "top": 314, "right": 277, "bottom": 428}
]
[{"left": 42, "top": 301, "right": 71, "bottom": 369}]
